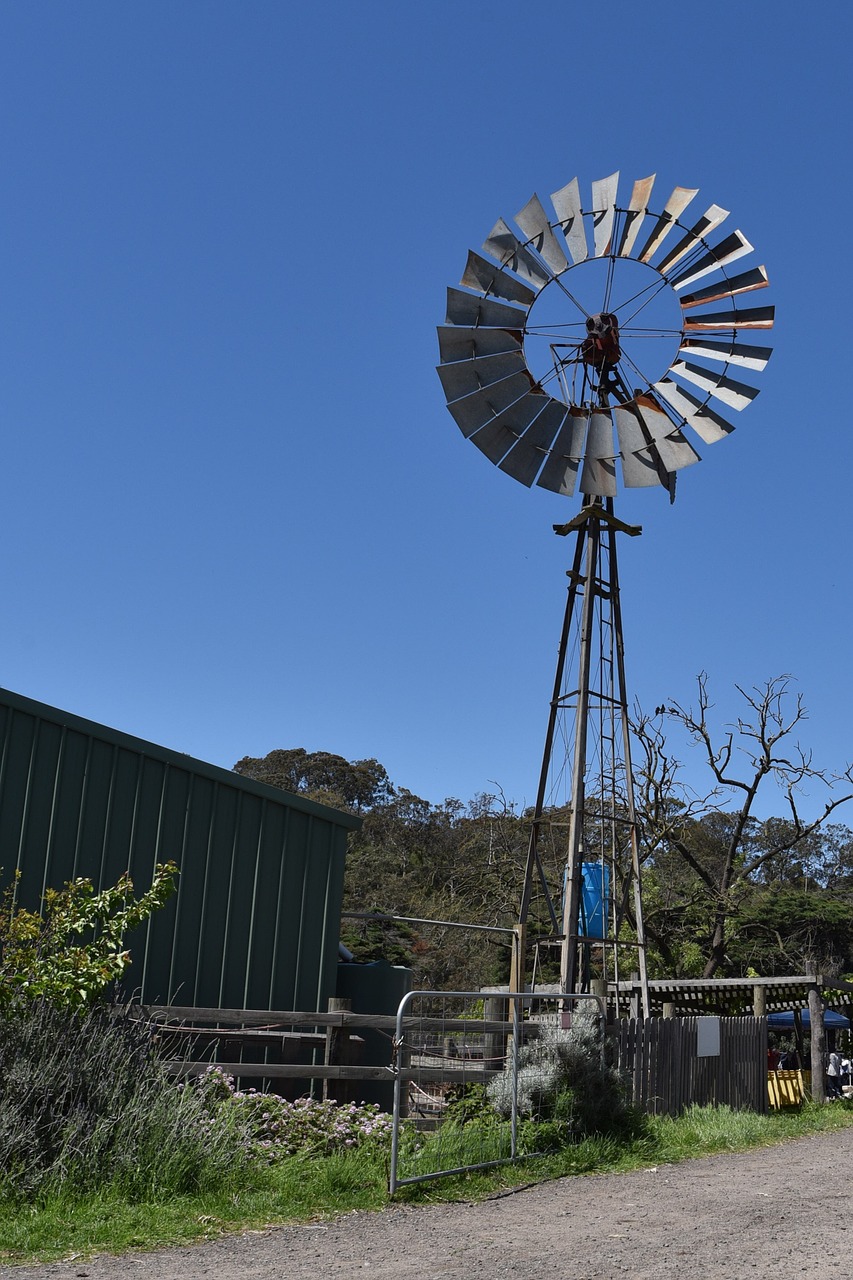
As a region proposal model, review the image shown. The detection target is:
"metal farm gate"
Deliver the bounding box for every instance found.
[388,989,605,1193]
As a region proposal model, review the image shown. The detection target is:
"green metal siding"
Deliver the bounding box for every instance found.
[0,687,360,1012]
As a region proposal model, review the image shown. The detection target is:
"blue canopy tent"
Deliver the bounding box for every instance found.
[767,1009,850,1030]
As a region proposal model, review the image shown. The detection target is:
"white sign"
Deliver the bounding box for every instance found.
[697,1016,721,1057]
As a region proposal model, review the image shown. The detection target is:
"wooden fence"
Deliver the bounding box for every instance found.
[139,1004,768,1116]
[614,1015,768,1116]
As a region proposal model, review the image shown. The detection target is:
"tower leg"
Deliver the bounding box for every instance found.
[517,500,649,1019]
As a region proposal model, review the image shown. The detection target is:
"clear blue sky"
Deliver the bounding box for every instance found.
[1,2,850,820]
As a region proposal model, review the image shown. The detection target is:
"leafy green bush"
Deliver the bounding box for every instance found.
[0,864,178,1007]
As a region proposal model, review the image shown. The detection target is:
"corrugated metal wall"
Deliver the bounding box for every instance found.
[0,687,360,1012]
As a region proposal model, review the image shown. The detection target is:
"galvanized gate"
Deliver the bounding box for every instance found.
[388,989,604,1193]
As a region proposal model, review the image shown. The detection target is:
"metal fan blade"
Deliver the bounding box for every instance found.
[498,399,569,486]
[683,305,775,331]
[629,393,679,444]
[444,371,539,437]
[578,409,617,495]
[515,194,569,275]
[679,337,772,372]
[613,404,677,488]
[437,325,523,365]
[656,204,729,275]
[591,173,619,257]
[669,230,754,291]
[445,288,528,329]
[654,429,701,472]
[461,250,537,306]
[618,174,656,257]
[652,379,735,444]
[670,359,759,410]
[469,391,552,465]
[536,407,588,495]
[436,351,527,403]
[620,447,666,488]
[680,265,769,309]
[550,177,588,264]
[637,186,699,263]
[482,218,552,290]
[613,404,649,455]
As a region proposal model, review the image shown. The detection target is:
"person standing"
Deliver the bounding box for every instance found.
[826,1050,843,1098]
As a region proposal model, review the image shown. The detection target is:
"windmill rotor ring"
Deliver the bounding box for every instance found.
[437,172,773,500]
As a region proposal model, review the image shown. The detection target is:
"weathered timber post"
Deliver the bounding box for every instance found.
[324,997,352,1102]
[752,985,766,1018]
[483,994,507,1074]
[662,1001,676,1019]
[807,971,826,1104]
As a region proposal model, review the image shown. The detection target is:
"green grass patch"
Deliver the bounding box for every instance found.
[4,1100,853,1265]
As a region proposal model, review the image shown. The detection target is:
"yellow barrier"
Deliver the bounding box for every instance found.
[767,1069,811,1108]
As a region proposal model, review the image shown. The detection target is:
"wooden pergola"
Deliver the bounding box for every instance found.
[613,973,853,1019]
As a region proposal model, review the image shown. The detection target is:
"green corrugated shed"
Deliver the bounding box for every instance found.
[0,687,360,1012]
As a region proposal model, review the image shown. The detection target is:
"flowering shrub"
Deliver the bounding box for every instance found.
[192,1068,393,1162]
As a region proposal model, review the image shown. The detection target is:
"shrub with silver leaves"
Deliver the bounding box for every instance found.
[487,1005,634,1137]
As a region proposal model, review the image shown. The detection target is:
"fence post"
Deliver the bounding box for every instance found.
[484,994,507,1073]
[324,997,352,1102]
[807,970,826,1104]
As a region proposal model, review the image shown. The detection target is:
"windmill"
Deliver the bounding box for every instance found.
[436,173,773,1016]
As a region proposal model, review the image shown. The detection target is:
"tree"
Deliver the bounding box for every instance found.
[633,674,853,978]
[233,747,393,813]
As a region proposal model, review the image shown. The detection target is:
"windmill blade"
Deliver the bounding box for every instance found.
[437,325,523,364]
[444,371,539,437]
[550,177,588,264]
[461,251,537,305]
[469,392,552,465]
[683,305,775,331]
[656,204,729,275]
[670,359,759,410]
[652,379,736,444]
[680,265,769,309]
[629,393,679,443]
[578,409,617,495]
[536,407,588,495]
[445,288,528,329]
[515,194,569,274]
[654,429,701,472]
[591,173,619,257]
[613,405,678,489]
[618,174,656,257]
[669,230,754,291]
[499,399,569,486]
[637,186,699,263]
[679,337,772,372]
[436,351,528,403]
[613,404,650,455]
[482,218,553,290]
[620,447,667,488]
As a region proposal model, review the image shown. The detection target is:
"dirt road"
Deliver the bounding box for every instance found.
[8,1127,853,1279]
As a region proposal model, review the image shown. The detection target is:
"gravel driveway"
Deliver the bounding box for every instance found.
[7,1127,852,1280]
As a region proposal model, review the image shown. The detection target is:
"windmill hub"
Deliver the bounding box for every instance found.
[582,312,621,371]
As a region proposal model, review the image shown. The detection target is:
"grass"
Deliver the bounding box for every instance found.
[3,1100,853,1265]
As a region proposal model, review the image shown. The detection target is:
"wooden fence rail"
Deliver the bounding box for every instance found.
[135,1004,768,1116]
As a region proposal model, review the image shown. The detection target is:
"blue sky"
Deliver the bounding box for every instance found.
[1,2,850,821]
